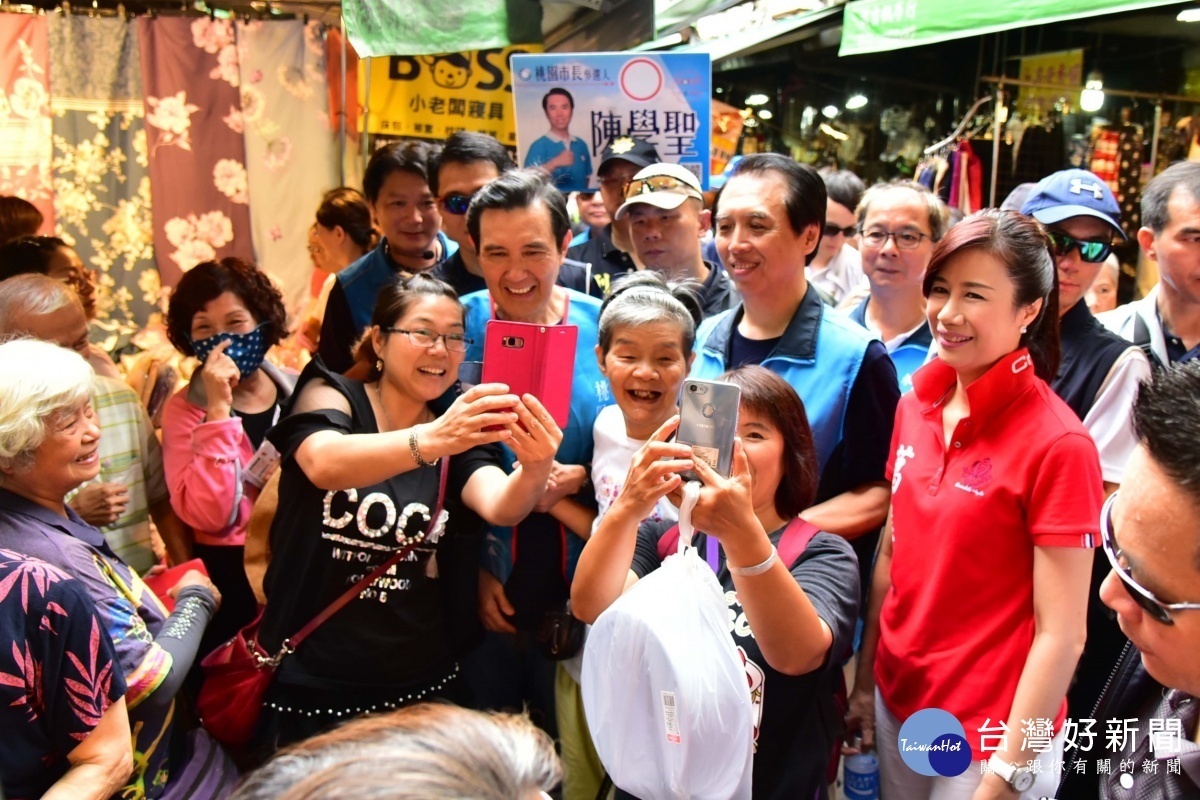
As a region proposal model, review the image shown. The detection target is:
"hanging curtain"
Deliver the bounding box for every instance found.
[49,16,158,349]
[325,25,362,188]
[0,14,54,233]
[235,20,337,314]
[137,16,253,289]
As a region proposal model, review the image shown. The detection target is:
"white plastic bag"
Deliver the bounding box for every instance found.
[582,529,754,799]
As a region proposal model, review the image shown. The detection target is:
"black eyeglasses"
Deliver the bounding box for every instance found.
[382,327,473,353]
[860,229,931,250]
[439,192,476,216]
[823,223,857,239]
[1101,491,1200,625]
[1047,231,1113,264]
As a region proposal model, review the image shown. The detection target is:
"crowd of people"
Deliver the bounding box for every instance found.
[0,128,1198,800]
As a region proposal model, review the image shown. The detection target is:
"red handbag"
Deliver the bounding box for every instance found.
[198,459,449,747]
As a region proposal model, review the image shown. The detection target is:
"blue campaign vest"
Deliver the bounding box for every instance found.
[848,298,933,394]
[691,286,873,472]
[338,232,458,334]
[461,288,612,583]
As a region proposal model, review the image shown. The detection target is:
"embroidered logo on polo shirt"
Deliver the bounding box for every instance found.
[954,458,992,497]
[893,444,915,492]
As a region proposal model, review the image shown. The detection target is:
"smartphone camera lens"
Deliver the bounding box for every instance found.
[688,384,698,393]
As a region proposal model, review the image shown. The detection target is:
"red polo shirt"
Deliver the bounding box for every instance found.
[876,349,1102,759]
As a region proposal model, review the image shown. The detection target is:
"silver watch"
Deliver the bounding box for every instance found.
[988,755,1035,792]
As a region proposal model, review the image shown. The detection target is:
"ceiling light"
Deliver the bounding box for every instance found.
[845,94,868,110]
[758,109,773,120]
[1178,8,1200,22]
[745,93,769,106]
[1080,71,1104,113]
[819,123,848,140]
[822,104,839,118]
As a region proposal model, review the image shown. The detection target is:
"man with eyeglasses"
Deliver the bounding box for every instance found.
[1058,361,1200,799]
[807,169,867,306]
[565,137,658,296]
[613,162,737,318]
[1099,161,1200,367]
[1021,170,1153,723]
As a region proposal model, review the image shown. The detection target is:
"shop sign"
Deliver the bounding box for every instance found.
[840,0,1185,57]
[360,45,539,144]
[1018,49,1083,117]
[511,52,712,192]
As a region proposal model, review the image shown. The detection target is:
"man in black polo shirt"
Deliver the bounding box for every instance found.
[564,137,659,297]
[1021,168,1152,721]
[613,162,738,318]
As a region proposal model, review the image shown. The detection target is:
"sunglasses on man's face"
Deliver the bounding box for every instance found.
[823,223,857,239]
[1101,491,1200,625]
[439,192,476,216]
[1047,231,1114,264]
[624,175,698,199]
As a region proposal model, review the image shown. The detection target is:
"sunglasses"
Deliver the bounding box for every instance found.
[823,223,857,239]
[1101,491,1200,625]
[624,175,700,200]
[439,192,476,216]
[1047,231,1113,264]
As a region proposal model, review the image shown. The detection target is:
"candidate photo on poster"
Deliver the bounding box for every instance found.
[523,87,593,191]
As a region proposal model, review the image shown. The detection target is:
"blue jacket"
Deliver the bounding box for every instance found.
[524,134,592,191]
[691,286,876,471]
[340,233,457,335]
[848,297,934,394]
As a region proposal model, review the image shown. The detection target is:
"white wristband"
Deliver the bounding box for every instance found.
[728,545,778,576]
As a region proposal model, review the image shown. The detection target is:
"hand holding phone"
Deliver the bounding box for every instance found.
[142,558,209,612]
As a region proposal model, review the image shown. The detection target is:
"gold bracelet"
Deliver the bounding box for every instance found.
[409,424,439,467]
[727,545,778,576]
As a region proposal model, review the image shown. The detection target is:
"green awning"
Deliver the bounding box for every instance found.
[840,0,1187,57]
[676,6,840,62]
[343,0,542,58]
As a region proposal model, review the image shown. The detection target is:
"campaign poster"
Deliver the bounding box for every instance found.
[511,52,711,192]
[360,44,540,144]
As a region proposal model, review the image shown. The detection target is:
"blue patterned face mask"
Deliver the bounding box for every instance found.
[191,323,270,378]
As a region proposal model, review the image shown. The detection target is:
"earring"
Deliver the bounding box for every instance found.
[1020,325,1028,334]
[376,359,383,372]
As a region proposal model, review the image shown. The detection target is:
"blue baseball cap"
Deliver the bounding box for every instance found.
[1020,169,1126,240]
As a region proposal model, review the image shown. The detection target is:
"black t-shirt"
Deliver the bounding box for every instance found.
[729,327,780,369]
[260,358,500,695]
[433,251,488,298]
[316,279,358,375]
[235,402,278,451]
[627,519,860,800]
[814,340,898,610]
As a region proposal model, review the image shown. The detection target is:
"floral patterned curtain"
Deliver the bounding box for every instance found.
[0,15,53,233]
[137,16,253,289]
[49,16,157,346]
[235,20,337,315]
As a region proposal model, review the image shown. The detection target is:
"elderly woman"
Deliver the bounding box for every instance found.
[163,257,295,653]
[0,338,223,798]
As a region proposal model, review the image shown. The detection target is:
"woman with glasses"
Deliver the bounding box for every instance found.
[848,181,949,391]
[806,169,867,305]
[255,273,563,749]
[845,210,1104,800]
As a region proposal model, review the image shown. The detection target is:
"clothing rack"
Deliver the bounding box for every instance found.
[924,95,993,155]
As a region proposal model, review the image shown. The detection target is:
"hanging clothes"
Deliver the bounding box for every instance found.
[1088,127,1121,188]
[1115,124,1145,238]
[949,141,983,214]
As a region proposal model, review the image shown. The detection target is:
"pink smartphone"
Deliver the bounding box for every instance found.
[481,319,577,429]
[141,558,209,612]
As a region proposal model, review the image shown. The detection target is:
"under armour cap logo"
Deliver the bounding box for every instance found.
[1069,179,1104,199]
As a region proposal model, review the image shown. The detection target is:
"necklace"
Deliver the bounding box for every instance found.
[373,381,396,432]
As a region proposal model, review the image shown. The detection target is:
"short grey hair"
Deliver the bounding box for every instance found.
[857,180,951,243]
[597,271,703,357]
[0,273,78,335]
[231,704,562,800]
[0,337,94,475]
[1142,161,1200,233]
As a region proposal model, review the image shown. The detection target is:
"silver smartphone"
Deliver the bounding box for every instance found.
[676,379,741,481]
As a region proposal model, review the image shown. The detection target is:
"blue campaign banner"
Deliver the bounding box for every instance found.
[511,52,712,193]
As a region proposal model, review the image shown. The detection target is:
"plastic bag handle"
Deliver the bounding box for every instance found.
[676,480,702,553]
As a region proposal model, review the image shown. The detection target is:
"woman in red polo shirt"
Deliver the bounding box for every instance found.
[846,210,1103,799]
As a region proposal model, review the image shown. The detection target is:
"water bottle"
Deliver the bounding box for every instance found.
[844,744,879,800]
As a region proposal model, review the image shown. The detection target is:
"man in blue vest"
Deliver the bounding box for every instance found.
[459,170,611,737]
[318,141,456,373]
[692,153,899,601]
